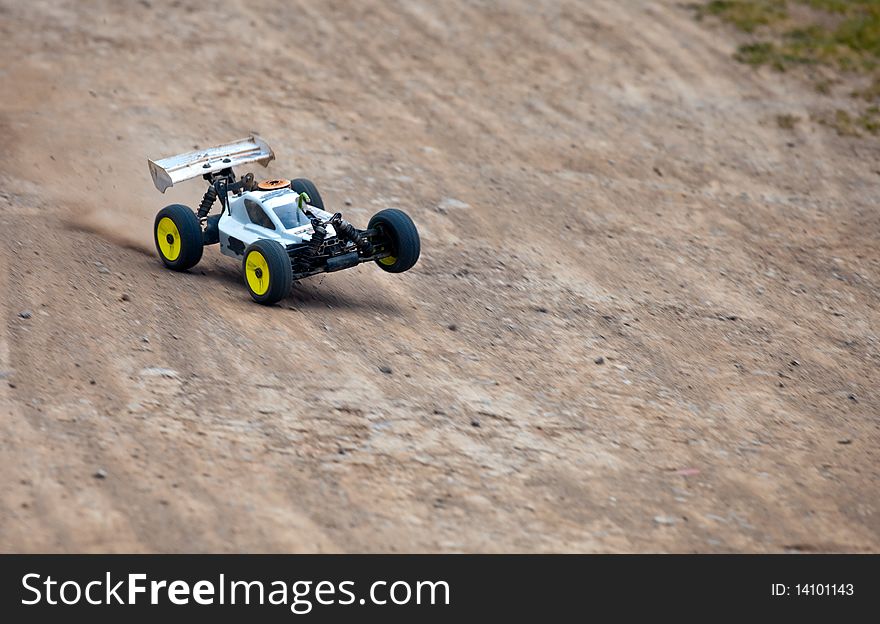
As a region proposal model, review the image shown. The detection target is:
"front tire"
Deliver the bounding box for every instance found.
[369,209,420,273]
[243,239,293,305]
[154,204,203,271]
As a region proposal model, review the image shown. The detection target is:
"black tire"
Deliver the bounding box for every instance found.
[290,178,324,210]
[242,239,293,305]
[368,209,420,273]
[154,204,203,271]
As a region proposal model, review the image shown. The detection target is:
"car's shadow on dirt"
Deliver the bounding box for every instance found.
[188,258,404,315]
[288,282,402,314]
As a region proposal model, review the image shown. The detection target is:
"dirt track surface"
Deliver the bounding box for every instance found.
[0,0,878,553]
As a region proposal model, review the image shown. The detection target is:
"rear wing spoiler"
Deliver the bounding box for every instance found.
[148,135,275,193]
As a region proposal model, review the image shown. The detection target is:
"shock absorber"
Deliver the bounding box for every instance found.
[309,217,327,254]
[197,184,218,219]
[330,213,373,255]
[332,214,357,240]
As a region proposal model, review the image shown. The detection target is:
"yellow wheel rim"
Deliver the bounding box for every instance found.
[379,255,397,266]
[245,250,270,296]
[156,217,181,261]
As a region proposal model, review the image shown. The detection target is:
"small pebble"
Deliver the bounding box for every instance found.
[18,310,32,319]
[93,469,107,480]
[378,365,393,375]
[594,356,605,365]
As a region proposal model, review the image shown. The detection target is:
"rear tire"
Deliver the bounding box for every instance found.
[242,239,293,305]
[154,204,203,271]
[369,209,420,273]
[290,178,324,210]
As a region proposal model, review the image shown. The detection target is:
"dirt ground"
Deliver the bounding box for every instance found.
[0,0,877,553]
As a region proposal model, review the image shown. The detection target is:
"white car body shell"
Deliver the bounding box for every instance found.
[218,187,336,258]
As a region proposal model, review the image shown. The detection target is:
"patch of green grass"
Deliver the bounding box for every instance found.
[699,1,880,71]
[816,106,880,136]
[696,0,789,33]
[776,113,800,129]
[782,20,880,71]
[860,105,880,133]
[694,0,880,139]
[814,78,833,94]
[800,0,858,14]
[734,41,778,65]
[853,77,880,100]
[734,40,816,69]
[832,10,880,62]
[828,109,860,135]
